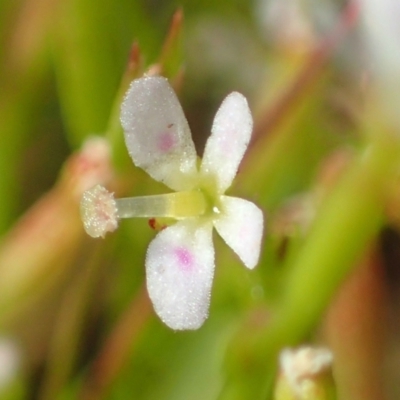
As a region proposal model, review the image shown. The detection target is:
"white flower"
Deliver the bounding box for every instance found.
[120,76,264,330]
[82,76,264,330]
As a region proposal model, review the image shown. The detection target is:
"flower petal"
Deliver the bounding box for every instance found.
[214,196,263,269]
[146,220,215,330]
[120,76,198,191]
[200,92,253,193]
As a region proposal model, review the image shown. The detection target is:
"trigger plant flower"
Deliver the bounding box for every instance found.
[81,76,264,330]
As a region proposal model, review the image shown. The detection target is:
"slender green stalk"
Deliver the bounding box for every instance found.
[253,132,400,398]
[116,191,207,219]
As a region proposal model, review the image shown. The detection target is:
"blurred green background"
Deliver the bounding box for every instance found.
[0,0,399,399]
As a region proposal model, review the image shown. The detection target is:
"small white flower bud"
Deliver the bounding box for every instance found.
[279,346,333,398]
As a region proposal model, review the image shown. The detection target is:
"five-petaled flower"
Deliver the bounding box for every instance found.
[81,76,264,330]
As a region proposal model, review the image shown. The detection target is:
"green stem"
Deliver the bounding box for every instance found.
[116,190,207,219]
[225,131,400,400]
[279,137,397,331]
[256,134,400,393]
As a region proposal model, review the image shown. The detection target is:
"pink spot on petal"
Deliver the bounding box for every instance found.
[174,247,194,272]
[158,130,176,153]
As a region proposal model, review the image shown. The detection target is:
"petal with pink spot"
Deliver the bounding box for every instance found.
[201,92,253,193]
[120,76,198,191]
[214,196,263,269]
[146,220,215,330]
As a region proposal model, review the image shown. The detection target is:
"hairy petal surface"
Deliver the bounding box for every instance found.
[121,77,198,191]
[214,196,263,269]
[146,220,215,330]
[201,92,253,193]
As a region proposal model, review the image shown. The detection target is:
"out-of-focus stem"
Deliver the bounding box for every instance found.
[157,8,184,78]
[321,245,387,400]
[0,0,57,233]
[105,41,142,151]
[0,137,113,328]
[277,135,397,329]
[79,285,152,400]
[250,0,359,146]
[258,134,400,390]
[225,127,400,399]
[38,242,110,400]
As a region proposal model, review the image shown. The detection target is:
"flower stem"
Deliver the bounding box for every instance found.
[81,186,207,238]
[115,191,207,219]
